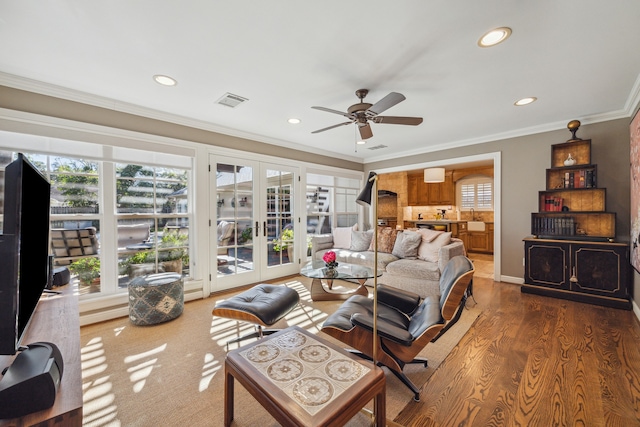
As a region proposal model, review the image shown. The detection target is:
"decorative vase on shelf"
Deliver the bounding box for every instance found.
[564,154,576,166]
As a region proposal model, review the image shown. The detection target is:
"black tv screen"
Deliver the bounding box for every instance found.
[0,153,51,355]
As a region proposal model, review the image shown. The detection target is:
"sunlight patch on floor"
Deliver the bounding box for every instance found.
[81,336,120,426]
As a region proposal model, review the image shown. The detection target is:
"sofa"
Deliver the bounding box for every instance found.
[310,226,466,298]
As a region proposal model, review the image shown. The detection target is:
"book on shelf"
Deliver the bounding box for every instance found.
[543,196,563,211]
[532,216,575,236]
[562,168,596,189]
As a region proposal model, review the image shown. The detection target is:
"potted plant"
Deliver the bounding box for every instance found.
[125,250,158,278]
[69,257,101,286]
[158,228,188,273]
[273,228,294,261]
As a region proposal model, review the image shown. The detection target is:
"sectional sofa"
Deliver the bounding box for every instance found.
[310,226,466,298]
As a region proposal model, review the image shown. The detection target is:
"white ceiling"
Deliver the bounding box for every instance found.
[1,1,640,164]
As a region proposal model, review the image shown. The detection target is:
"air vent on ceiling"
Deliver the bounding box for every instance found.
[367,144,388,150]
[216,93,248,108]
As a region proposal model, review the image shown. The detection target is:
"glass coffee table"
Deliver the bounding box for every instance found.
[300,260,380,301]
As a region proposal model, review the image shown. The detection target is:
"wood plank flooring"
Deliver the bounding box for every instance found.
[394,277,640,427]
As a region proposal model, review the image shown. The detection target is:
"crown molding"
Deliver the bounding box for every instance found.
[0,72,364,164]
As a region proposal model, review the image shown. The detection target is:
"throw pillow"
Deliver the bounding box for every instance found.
[392,230,422,259]
[350,230,373,251]
[391,231,405,258]
[415,228,444,243]
[418,231,452,263]
[332,224,358,249]
[369,227,399,254]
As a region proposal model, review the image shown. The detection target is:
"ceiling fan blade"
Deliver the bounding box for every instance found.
[366,92,406,116]
[311,121,353,134]
[372,116,423,125]
[358,123,373,139]
[311,106,352,119]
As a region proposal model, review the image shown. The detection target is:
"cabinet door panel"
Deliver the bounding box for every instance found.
[469,232,489,252]
[571,245,629,298]
[524,241,569,289]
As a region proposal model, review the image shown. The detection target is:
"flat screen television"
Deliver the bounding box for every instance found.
[0,153,51,355]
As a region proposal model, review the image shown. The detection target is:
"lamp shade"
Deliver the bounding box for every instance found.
[424,167,445,183]
[357,171,377,206]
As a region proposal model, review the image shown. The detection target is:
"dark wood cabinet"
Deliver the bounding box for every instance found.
[523,238,631,309]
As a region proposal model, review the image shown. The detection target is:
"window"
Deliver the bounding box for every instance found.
[12,153,103,294]
[458,175,493,210]
[306,173,360,238]
[116,163,190,286]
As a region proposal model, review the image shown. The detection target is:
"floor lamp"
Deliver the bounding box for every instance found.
[356,171,381,421]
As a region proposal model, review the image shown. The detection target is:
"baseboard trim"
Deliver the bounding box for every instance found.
[498,275,523,284]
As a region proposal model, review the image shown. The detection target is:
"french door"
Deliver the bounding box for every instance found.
[210,155,300,290]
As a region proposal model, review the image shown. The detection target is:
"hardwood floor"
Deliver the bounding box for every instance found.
[394,277,640,427]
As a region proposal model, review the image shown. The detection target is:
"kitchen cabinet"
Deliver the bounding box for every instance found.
[407,171,454,206]
[463,223,493,253]
[427,171,454,205]
[407,173,429,206]
[522,238,631,309]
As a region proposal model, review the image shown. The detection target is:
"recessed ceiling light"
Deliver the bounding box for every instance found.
[478,27,512,47]
[356,140,366,145]
[514,97,537,106]
[288,118,301,124]
[153,74,177,86]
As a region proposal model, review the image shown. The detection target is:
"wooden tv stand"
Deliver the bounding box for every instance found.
[0,286,82,426]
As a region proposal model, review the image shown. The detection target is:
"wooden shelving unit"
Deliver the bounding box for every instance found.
[530,139,616,240]
[523,136,631,309]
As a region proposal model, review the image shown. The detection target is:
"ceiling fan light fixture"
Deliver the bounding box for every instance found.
[514,97,537,106]
[424,167,445,183]
[478,27,512,47]
[153,74,177,86]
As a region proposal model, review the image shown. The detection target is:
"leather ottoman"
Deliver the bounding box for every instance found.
[212,284,300,348]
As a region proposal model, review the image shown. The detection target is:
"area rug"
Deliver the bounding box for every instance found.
[80,277,480,427]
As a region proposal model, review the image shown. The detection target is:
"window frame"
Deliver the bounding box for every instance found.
[457,175,494,211]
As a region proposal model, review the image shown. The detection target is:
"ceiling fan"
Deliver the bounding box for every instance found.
[311,89,423,140]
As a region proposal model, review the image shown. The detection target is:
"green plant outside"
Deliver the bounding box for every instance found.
[69,257,100,285]
[273,228,294,252]
[240,227,253,243]
[121,227,189,273]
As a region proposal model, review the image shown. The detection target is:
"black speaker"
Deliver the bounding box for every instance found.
[0,342,64,419]
[52,267,71,287]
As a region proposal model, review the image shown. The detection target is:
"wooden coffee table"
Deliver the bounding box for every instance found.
[224,326,386,426]
[300,260,380,301]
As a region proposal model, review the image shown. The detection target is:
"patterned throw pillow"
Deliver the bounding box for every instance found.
[368,227,399,253]
[350,230,373,251]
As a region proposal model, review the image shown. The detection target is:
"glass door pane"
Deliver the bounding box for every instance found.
[261,164,299,280]
[215,161,256,282]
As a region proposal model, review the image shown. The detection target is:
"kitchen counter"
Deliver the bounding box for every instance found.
[413,220,468,224]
